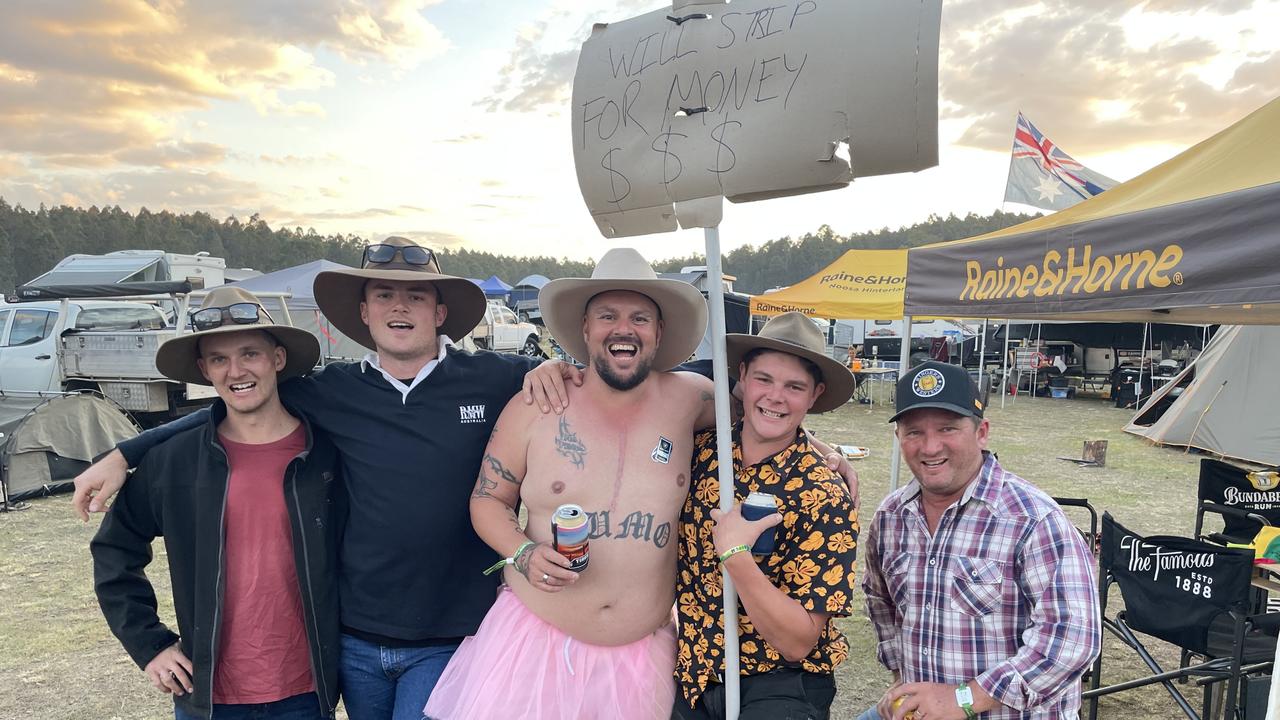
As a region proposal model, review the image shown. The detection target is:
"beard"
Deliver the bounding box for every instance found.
[593,353,653,392]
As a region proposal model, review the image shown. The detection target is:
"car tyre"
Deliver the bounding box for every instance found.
[521,336,544,358]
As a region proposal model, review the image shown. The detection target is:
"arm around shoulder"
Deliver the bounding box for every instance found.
[73,409,207,519]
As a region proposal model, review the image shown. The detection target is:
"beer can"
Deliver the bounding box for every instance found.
[552,504,590,572]
[741,492,780,556]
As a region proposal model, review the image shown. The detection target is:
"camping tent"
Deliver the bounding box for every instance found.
[1124,325,1280,467]
[749,249,907,320]
[226,260,369,361]
[476,275,512,299]
[1,393,139,504]
[904,97,1280,324]
[510,275,549,303]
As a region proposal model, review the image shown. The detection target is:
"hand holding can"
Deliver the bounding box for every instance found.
[552,504,590,572]
[740,492,780,555]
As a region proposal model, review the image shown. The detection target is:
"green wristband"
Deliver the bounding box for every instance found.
[483,540,536,576]
[719,544,751,564]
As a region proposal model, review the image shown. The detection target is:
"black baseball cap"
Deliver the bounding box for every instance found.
[889,361,985,423]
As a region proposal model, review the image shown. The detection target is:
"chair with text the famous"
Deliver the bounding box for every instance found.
[1084,513,1277,720]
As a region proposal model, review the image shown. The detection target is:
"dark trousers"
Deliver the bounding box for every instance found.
[672,669,836,720]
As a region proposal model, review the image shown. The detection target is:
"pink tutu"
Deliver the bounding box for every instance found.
[424,588,676,720]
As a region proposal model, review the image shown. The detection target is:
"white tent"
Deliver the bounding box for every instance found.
[1124,325,1280,467]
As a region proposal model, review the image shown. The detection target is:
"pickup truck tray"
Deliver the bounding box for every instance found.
[61,330,169,379]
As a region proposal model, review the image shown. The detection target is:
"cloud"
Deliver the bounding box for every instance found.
[116,141,228,168]
[387,229,465,247]
[941,0,1280,154]
[282,205,428,221]
[476,4,592,113]
[3,167,271,216]
[258,152,343,167]
[0,0,449,165]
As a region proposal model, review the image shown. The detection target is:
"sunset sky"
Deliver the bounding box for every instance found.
[1,0,1277,261]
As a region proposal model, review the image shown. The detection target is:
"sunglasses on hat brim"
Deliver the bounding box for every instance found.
[362,244,436,267]
[190,303,273,332]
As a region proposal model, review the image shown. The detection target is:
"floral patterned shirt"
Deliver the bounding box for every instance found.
[674,425,859,708]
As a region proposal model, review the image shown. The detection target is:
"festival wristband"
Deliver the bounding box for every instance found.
[956,683,977,720]
[483,540,537,576]
[719,544,751,564]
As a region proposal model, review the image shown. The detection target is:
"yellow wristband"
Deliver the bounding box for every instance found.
[719,544,751,564]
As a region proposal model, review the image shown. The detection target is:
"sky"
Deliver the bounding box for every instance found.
[1,0,1277,262]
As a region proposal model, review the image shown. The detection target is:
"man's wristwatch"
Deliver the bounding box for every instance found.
[956,683,977,719]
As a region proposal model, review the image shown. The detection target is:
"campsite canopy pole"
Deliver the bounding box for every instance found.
[977,319,988,390]
[703,225,741,720]
[889,315,913,490]
[1029,322,1042,400]
[1000,320,1011,409]
[1137,322,1150,408]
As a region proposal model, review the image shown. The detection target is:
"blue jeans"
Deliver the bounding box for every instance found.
[174,692,325,719]
[855,707,883,720]
[339,633,460,720]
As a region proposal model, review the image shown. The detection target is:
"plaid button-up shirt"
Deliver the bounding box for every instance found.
[862,453,1100,718]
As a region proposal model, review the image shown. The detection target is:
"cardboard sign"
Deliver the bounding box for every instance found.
[571,0,941,237]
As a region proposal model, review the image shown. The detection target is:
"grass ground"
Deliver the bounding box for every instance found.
[0,391,1218,719]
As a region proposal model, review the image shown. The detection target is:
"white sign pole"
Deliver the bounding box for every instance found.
[703,225,742,720]
[888,315,912,490]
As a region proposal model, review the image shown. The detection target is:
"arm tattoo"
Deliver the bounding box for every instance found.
[471,471,498,499]
[700,390,713,404]
[555,416,588,469]
[484,453,521,485]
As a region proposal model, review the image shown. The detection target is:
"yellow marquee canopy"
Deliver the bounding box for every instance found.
[749,249,906,320]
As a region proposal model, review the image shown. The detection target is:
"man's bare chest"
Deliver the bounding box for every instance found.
[521,412,694,521]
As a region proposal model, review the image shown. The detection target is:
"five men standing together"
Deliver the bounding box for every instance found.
[78,241,1099,720]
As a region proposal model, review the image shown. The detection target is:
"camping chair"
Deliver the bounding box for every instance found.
[1195,458,1280,547]
[1053,497,1100,557]
[1084,513,1277,720]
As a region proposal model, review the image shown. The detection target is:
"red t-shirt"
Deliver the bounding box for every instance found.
[212,424,315,704]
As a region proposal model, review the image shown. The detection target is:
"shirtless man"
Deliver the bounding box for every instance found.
[424,248,714,720]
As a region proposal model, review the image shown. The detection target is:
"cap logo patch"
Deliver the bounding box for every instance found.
[912,368,945,397]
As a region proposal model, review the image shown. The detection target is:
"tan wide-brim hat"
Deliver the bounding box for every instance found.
[726,311,855,413]
[156,286,321,386]
[539,248,707,371]
[312,236,486,350]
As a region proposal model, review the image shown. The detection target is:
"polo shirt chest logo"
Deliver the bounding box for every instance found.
[459,404,486,424]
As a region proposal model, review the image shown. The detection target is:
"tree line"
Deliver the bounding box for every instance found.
[0,198,1037,296]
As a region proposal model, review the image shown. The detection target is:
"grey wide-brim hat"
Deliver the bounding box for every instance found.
[726,311,855,413]
[538,248,708,371]
[156,286,320,386]
[312,236,486,350]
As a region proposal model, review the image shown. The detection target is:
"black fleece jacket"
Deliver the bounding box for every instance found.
[91,400,343,720]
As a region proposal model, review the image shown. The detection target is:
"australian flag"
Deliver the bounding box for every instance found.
[1003,112,1117,211]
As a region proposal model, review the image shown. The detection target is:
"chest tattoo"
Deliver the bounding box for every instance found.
[586,509,672,549]
[555,416,588,469]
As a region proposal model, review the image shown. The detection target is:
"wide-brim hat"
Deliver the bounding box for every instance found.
[539,248,707,372]
[156,286,320,386]
[725,311,854,414]
[312,236,486,350]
